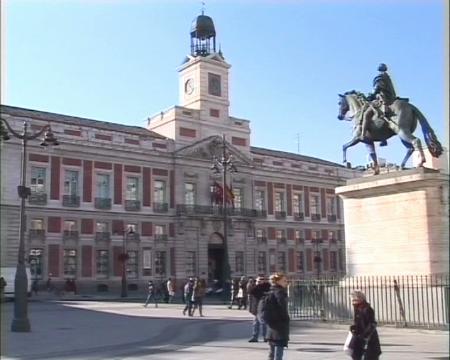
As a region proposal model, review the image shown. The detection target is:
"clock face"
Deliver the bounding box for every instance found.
[184,79,194,95]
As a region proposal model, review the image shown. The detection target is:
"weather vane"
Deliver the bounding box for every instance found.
[201,1,206,15]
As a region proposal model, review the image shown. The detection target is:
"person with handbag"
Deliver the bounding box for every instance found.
[349,290,382,360]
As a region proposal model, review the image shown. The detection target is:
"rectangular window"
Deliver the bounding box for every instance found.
[295,229,304,241]
[29,248,43,279]
[256,229,265,240]
[126,177,139,200]
[30,167,46,193]
[155,251,166,277]
[275,192,284,212]
[96,250,109,278]
[235,251,244,274]
[64,170,79,196]
[31,218,44,230]
[155,225,165,235]
[127,251,138,279]
[326,196,336,215]
[208,72,221,96]
[277,251,286,273]
[96,174,110,198]
[233,188,243,209]
[186,251,196,276]
[257,251,267,274]
[142,248,152,276]
[330,251,337,271]
[96,221,108,233]
[64,220,77,232]
[63,249,77,277]
[310,194,320,215]
[293,193,303,214]
[328,230,336,241]
[184,183,196,205]
[255,190,265,211]
[296,251,304,273]
[269,251,276,273]
[275,229,285,241]
[312,230,321,241]
[154,180,166,203]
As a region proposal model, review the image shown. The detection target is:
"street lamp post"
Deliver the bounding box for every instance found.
[1,118,58,332]
[211,135,237,287]
[120,226,134,298]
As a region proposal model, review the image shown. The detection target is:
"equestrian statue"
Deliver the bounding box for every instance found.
[337,63,443,175]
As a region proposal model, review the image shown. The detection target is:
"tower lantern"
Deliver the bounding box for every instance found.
[190,11,216,56]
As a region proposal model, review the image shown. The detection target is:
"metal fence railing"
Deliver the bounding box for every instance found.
[288,274,449,329]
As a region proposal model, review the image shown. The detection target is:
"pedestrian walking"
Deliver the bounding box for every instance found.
[167,278,175,303]
[143,280,158,308]
[264,273,290,360]
[191,278,207,317]
[46,274,53,292]
[237,276,248,310]
[349,290,382,360]
[0,276,6,301]
[248,275,270,342]
[32,278,39,295]
[228,278,239,309]
[182,278,194,316]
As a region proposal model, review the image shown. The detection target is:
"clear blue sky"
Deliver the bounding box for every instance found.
[2,0,448,167]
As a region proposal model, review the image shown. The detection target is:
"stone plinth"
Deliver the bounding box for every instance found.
[336,168,449,276]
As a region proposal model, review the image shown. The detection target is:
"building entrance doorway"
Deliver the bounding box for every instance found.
[208,245,224,286]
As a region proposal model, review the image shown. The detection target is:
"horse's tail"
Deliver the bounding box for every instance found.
[412,104,444,158]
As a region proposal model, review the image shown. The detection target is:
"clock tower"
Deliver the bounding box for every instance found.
[178,12,231,120]
[148,12,250,152]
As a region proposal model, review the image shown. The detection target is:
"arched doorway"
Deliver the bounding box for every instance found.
[208,232,225,286]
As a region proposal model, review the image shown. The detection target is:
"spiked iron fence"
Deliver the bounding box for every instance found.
[288,275,449,329]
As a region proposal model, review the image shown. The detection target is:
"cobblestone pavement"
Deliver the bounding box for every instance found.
[1,300,448,360]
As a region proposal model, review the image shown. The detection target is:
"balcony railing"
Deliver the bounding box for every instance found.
[176,204,261,218]
[28,229,46,241]
[63,230,79,241]
[95,232,111,241]
[62,195,80,208]
[311,213,321,222]
[277,237,287,244]
[28,192,47,205]
[154,234,168,242]
[126,232,140,241]
[294,212,305,221]
[177,204,213,215]
[327,214,337,222]
[153,202,168,213]
[257,236,267,245]
[275,211,287,219]
[254,209,267,218]
[95,198,112,210]
[125,200,141,211]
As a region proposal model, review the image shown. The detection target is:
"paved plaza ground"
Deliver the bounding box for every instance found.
[1,298,448,360]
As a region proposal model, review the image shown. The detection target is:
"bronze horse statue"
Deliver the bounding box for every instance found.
[337,91,443,174]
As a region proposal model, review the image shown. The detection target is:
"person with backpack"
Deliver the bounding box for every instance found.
[143,280,158,308]
[248,275,270,342]
[261,273,290,360]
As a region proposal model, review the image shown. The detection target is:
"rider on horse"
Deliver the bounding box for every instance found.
[360,63,398,146]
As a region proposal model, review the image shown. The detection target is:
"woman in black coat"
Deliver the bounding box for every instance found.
[350,290,382,360]
[265,273,290,360]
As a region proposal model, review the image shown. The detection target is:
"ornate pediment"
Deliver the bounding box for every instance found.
[175,135,252,165]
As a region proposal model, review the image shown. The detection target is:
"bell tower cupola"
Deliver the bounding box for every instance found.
[190,11,216,57]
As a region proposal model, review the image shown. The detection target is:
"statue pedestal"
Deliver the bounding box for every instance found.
[336,168,449,276]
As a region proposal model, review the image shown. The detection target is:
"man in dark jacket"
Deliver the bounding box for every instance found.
[248,276,271,342]
[265,273,290,360]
